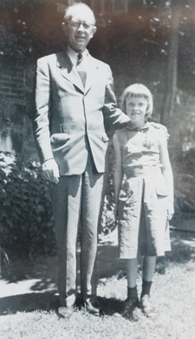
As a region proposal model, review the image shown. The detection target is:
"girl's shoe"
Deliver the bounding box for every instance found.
[122,298,140,319]
[140,295,157,318]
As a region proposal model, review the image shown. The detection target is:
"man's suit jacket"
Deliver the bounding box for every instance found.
[34,51,130,175]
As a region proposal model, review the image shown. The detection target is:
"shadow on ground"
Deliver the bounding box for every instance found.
[0,292,60,316]
[0,227,195,316]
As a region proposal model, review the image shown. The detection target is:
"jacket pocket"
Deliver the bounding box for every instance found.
[50,133,70,149]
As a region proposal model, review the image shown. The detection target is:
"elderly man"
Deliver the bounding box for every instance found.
[34,2,130,319]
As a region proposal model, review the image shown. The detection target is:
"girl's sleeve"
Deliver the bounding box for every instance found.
[150,122,170,140]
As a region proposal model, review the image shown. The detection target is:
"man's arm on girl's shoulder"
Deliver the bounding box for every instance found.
[159,129,174,220]
[103,65,130,130]
[113,133,123,220]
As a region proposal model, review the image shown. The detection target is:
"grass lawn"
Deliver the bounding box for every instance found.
[0,228,195,339]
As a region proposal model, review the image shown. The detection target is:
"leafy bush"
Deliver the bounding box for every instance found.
[0,153,56,259]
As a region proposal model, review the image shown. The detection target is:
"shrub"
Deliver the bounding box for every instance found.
[0,152,56,259]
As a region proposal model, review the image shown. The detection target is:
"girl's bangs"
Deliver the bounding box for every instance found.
[128,92,149,99]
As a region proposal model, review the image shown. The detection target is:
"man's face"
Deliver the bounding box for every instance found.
[65,7,96,53]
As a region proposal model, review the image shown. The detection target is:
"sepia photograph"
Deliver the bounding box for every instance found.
[0,0,195,338]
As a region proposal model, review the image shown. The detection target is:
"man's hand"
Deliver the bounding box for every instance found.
[167,207,174,221]
[42,159,59,184]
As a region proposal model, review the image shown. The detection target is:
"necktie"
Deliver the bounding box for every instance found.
[77,53,83,66]
[77,53,86,87]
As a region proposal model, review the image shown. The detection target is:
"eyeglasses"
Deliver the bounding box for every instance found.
[67,20,94,31]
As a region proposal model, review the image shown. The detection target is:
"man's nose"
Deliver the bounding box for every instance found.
[77,23,85,32]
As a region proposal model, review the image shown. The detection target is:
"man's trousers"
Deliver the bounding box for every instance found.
[51,154,104,307]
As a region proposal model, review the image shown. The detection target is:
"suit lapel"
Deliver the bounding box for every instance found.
[56,52,84,93]
[56,52,100,94]
[85,55,99,94]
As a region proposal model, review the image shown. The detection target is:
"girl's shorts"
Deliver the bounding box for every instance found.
[118,174,171,258]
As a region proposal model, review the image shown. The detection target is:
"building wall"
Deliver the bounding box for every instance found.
[0,63,25,104]
[0,58,36,157]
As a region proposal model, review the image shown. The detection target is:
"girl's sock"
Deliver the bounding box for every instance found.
[141,279,152,299]
[127,286,138,302]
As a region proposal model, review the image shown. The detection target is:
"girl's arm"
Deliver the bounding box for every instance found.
[113,133,123,220]
[159,130,174,220]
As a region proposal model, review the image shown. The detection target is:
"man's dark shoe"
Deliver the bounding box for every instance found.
[83,299,100,315]
[58,306,75,319]
[122,298,140,319]
[140,295,157,318]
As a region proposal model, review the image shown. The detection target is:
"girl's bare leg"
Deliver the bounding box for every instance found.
[126,258,139,287]
[142,256,156,282]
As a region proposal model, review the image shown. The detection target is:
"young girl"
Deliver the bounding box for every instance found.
[113,84,174,319]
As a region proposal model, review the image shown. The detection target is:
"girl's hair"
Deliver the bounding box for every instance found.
[120,83,153,118]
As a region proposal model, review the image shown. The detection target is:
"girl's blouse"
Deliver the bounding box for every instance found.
[115,122,168,177]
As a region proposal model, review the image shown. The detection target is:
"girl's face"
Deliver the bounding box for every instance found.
[126,96,148,127]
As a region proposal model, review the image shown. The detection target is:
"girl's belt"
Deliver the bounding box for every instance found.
[123,166,162,178]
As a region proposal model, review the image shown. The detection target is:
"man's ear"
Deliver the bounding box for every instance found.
[62,21,67,35]
[90,25,97,38]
